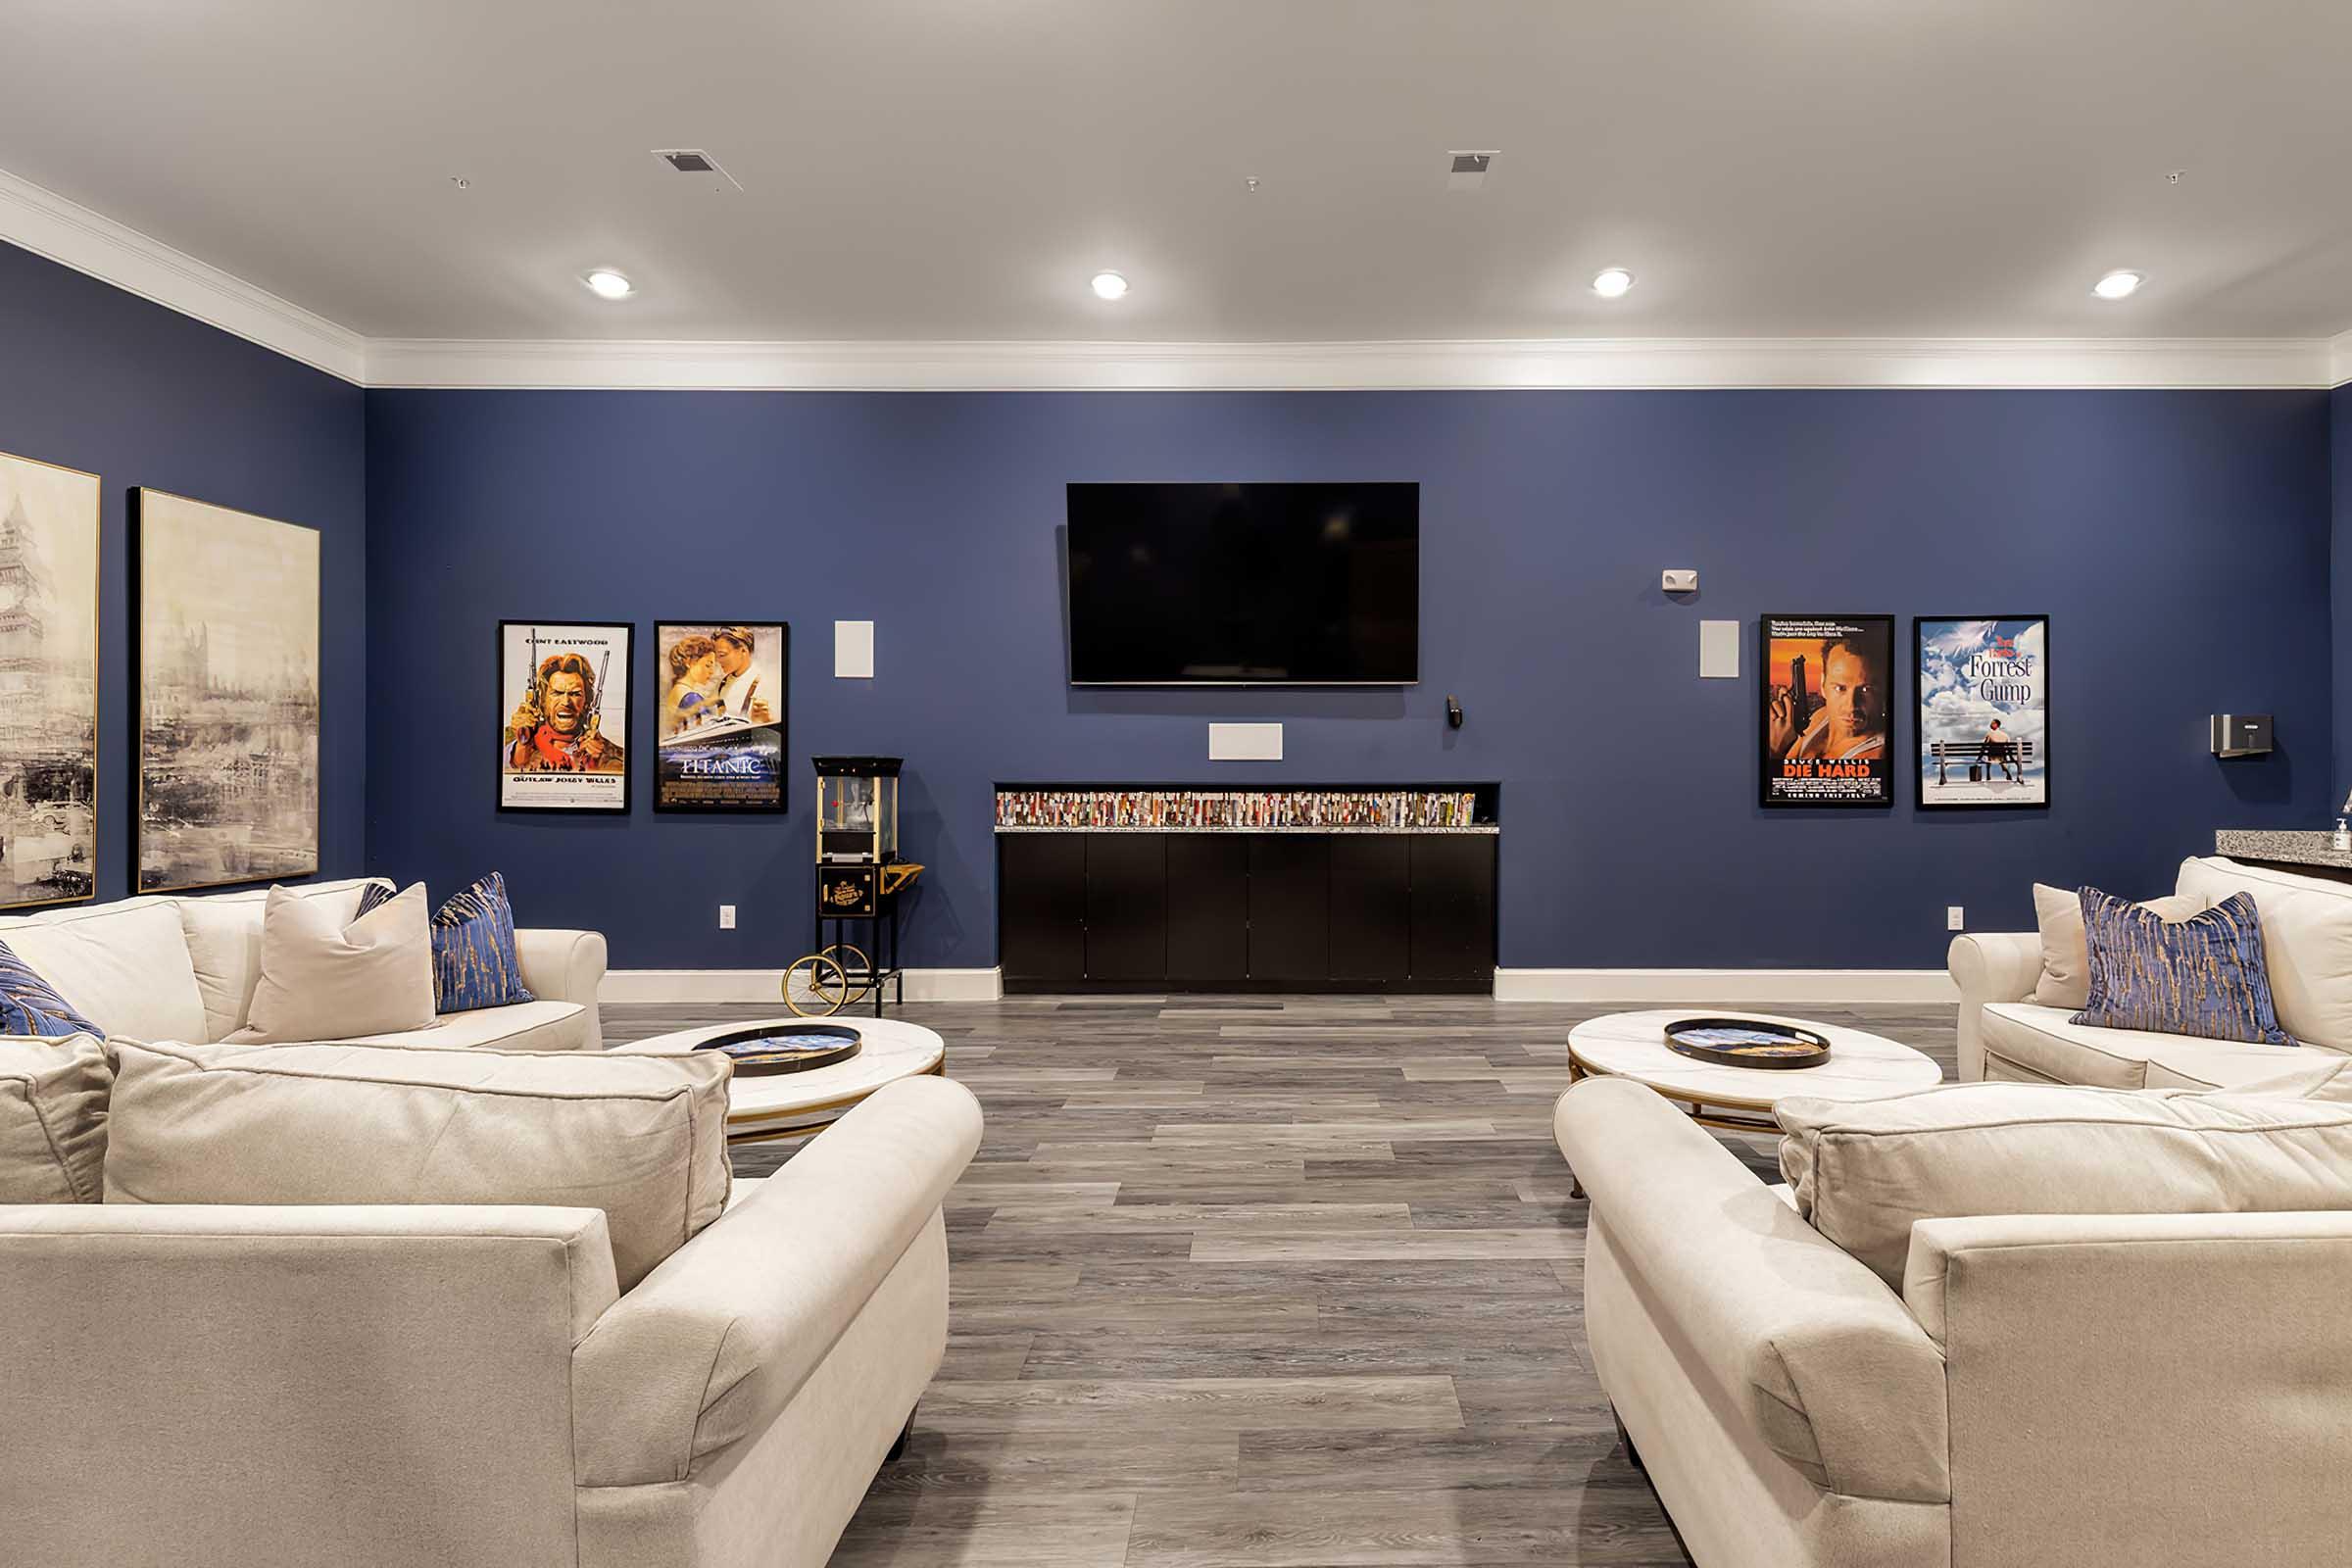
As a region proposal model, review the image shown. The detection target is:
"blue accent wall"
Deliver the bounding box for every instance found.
[2333,382,2352,809]
[365,387,2332,972]
[0,241,367,902]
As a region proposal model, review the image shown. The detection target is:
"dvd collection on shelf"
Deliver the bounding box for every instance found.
[995,789,1484,830]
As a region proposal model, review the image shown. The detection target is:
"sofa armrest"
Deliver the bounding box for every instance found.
[1946,930,2041,1081]
[1554,1078,1949,1502]
[515,926,608,1047]
[571,1075,984,1486]
[0,1203,618,1564]
[1907,1211,2352,1564]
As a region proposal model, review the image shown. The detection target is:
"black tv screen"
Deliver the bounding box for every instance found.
[1065,482,1419,684]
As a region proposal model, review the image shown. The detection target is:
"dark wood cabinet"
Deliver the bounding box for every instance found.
[1084,834,1168,981]
[1410,834,1498,983]
[998,833,1088,987]
[1167,835,1249,987]
[1329,835,1411,987]
[1000,829,1494,993]
[1246,835,1331,986]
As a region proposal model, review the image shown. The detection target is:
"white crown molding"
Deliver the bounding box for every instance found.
[365,333,2334,392]
[1493,967,1959,1004]
[0,162,2335,393]
[0,168,367,384]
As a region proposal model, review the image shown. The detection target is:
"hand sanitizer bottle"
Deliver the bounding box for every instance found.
[2334,818,2349,854]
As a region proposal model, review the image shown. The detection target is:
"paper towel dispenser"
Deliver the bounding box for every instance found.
[2210,714,2273,758]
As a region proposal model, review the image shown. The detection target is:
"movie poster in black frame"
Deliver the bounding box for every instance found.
[1758,613,1896,808]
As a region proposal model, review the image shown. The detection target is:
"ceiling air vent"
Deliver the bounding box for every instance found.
[652,149,744,190]
[1446,151,1495,191]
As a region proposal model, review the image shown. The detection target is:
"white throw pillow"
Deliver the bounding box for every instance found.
[228,883,436,1045]
[2176,858,2352,1052]
[0,900,209,1045]
[105,1039,732,1291]
[1778,1080,2352,1289]
[2030,882,2205,1008]
[179,882,369,1042]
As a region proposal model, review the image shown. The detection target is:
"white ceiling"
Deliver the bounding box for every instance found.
[2,0,2350,350]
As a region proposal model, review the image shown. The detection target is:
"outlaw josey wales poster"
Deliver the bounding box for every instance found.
[500,621,632,811]
[654,621,788,812]
[1759,614,1895,808]
[1916,616,2047,809]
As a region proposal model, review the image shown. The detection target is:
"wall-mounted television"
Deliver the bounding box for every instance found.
[1065,482,1419,685]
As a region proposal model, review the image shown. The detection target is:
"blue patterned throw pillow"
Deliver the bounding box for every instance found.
[2073,888,2290,1046]
[431,872,535,1014]
[355,880,396,919]
[0,939,104,1039]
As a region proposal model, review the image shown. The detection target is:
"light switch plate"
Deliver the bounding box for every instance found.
[1208,722,1283,760]
[1699,619,1740,678]
[834,619,874,678]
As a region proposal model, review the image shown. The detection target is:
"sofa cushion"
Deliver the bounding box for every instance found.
[333,999,589,1053]
[0,1035,110,1202]
[2144,1045,2351,1100]
[0,940,106,1039]
[227,883,438,1046]
[2177,857,2352,1052]
[1778,1080,2352,1288]
[2031,882,2204,1009]
[2074,890,2289,1046]
[105,1040,731,1291]
[178,880,372,1042]
[0,900,206,1045]
[1980,1002,2174,1088]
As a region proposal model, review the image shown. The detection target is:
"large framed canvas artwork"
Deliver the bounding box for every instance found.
[134,489,320,893]
[1917,616,2048,809]
[654,620,788,812]
[500,620,633,812]
[1758,613,1895,808]
[0,451,100,908]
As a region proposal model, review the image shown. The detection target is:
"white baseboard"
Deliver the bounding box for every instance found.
[600,966,1004,1004]
[1493,967,1958,1004]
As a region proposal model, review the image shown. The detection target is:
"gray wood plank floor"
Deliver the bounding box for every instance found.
[606,997,1959,1568]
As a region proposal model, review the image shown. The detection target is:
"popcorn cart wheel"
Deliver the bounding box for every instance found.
[783,953,853,1017]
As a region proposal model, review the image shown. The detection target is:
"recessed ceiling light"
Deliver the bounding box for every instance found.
[1091,270,1130,301]
[2092,270,2143,300]
[582,269,635,300]
[1592,268,1635,298]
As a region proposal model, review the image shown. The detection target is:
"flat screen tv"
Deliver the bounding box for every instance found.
[1065,482,1419,685]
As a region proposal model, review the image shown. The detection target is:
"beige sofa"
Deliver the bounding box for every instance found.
[1554,1076,2352,1568]
[1950,856,2352,1088]
[0,876,608,1050]
[0,1069,982,1568]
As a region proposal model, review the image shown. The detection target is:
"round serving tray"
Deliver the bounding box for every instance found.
[1661,1017,1832,1070]
[693,1022,863,1076]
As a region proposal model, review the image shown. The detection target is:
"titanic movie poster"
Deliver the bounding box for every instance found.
[500,621,631,812]
[1759,614,1895,808]
[1917,616,2047,809]
[654,621,787,812]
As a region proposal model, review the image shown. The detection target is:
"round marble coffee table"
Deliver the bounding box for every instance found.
[620,1015,947,1145]
[1563,1009,1941,1195]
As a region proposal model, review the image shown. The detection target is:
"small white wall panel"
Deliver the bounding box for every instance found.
[1699,620,1740,678]
[1208,722,1283,760]
[834,619,874,678]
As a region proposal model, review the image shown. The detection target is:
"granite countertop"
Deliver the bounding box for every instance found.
[995,823,1499,835]
[2215,828,2352,870]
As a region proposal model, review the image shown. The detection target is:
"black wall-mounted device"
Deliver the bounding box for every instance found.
[1446,696,1464,729]
[2210,714,2273,758]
